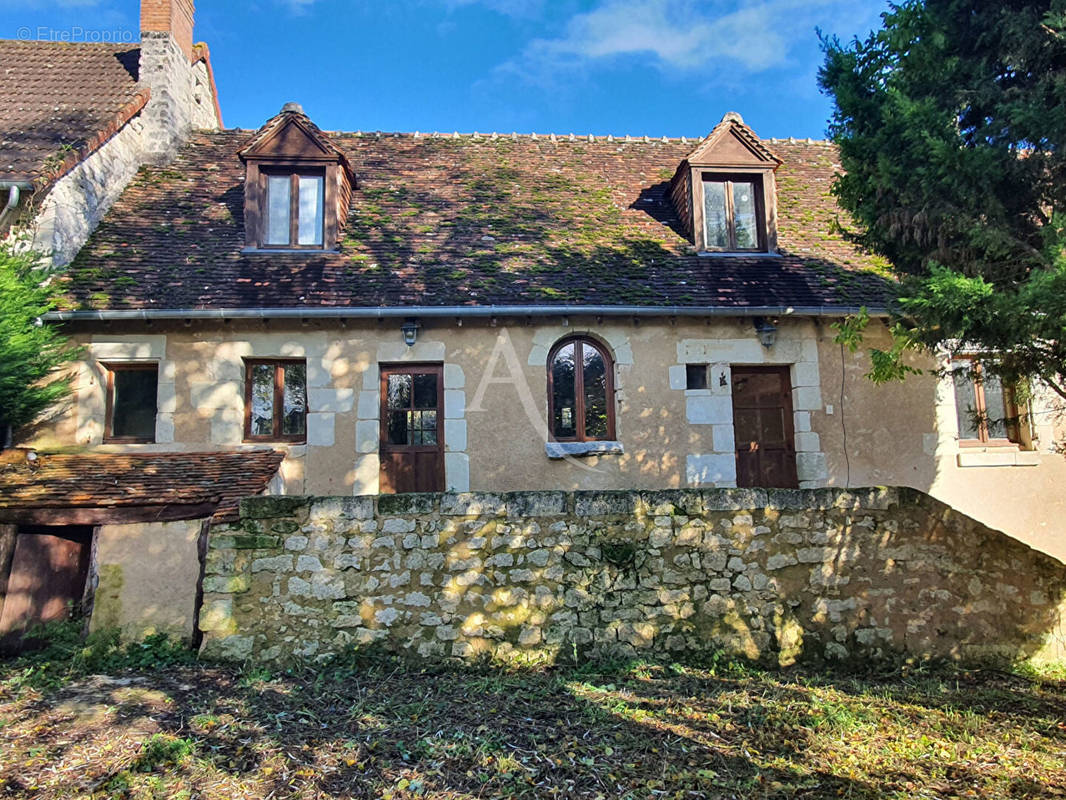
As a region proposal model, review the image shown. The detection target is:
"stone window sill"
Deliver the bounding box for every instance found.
[956,449,1040,468]
[545,441,624,459]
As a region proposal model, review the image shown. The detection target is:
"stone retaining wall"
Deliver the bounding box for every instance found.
[198,488,1066,666]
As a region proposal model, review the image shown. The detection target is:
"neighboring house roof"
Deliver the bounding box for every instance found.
[0,450,284,523]
[0,40,149,190]
[62,128,893,313]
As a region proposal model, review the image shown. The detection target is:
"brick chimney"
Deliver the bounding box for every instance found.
[138,0,218,163]
[141,0,195,62]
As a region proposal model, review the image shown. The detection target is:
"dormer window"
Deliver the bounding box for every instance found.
[264,170,325,247]
[669,111,781,255]
[702,173,765,251]
[239,102,354,253]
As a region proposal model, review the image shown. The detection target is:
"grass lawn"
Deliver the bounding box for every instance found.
[1,642,1065,799]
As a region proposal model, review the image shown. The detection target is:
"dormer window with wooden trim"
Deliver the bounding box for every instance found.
[239,102,354,252]
[669,111,781,254]
[702,173,765,251]
[264,170,325,247]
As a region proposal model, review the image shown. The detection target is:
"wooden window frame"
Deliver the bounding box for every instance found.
[102,362,158,444]
[952,358,1021,448]
[259,167,326,250]
[700,172,767,252]
[378,363,445,455]
[243,358,308,444]
[547,336,617,443]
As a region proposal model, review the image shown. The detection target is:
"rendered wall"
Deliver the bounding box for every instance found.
[198,489,1066,666]
[90,518,203,642]
[35,316,1066,562]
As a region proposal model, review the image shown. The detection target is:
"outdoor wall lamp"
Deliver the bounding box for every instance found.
[401,318,420,347]
[753,317,777,348]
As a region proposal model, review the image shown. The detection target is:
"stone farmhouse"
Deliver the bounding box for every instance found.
[1,0,1064,659]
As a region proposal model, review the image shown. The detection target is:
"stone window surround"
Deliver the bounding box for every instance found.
[528,327,634,460]
[353,339,469,496]
[78,335,174,447]
[933,353,1051,469]
[669,334,827,489]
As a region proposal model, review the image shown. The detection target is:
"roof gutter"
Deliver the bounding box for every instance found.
[45,304,889,323]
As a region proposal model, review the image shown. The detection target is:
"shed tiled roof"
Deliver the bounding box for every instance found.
[0,450,284,522]
[0,40,146,186]
[64,128,893,312]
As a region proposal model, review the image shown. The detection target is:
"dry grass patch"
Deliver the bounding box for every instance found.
[1,649,1064,799]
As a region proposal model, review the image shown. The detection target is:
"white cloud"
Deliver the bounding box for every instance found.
[502,0,872,79]
[445,0,545,16]
[275,0,319,13]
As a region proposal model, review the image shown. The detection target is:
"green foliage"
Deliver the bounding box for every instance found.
[0,249,81,443]
[819,1,1066,393]
[132,734,195,772]
[0,619,196,692]
[833,308,924,383]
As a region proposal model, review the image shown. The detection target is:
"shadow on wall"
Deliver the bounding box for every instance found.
[821,322,1066,564]
[198,487,1066,669]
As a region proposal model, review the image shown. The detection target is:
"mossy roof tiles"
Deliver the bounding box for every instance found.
[64,129,892,312]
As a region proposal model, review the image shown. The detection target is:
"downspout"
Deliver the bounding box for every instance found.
[0,185,21,229]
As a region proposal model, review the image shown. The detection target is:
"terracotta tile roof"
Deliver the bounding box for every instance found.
[63,129,893,312]
[0,450,284,522]
[0,40,146,186]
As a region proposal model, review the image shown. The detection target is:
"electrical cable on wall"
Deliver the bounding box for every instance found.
[840,340,850,488]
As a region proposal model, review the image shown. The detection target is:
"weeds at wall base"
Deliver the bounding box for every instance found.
[0,619,196,693]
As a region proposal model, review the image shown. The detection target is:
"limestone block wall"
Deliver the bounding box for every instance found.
[139,32,219,164]
[30,112,149,267]
[198,488,1066,666]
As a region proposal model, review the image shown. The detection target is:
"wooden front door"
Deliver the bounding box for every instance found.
[731,366,799,489]
[379,364,445,493]
[0,526,93,652]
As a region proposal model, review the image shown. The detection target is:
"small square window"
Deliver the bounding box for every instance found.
[104,363,158,442]
[686,364,709,390]
[245,359,307,442]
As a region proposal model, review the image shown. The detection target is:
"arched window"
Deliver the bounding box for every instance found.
[547,337,615,442]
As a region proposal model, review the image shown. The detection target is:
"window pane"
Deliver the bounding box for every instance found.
[686,364,708,390]
[250,363,275,436]
[111,368,157,439]
[583,344,610,440]
[281,363,307,436]
[387,374,412,410]
[982,372,1009,440]
[732,180,759,249]
[410,410,438,446]
[551,343,576,438]
[266,175,291,245]
[952,367,980,440]
[412,373,437,409]
[297,175,324,246]
[388,410,410,445]
[702,180,729,248]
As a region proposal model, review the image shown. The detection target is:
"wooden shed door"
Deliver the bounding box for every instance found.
[731,366,799,489]
[379,364,445,493]
[0,526,93,651]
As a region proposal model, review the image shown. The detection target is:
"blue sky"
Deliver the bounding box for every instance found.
[1,0,888,139]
